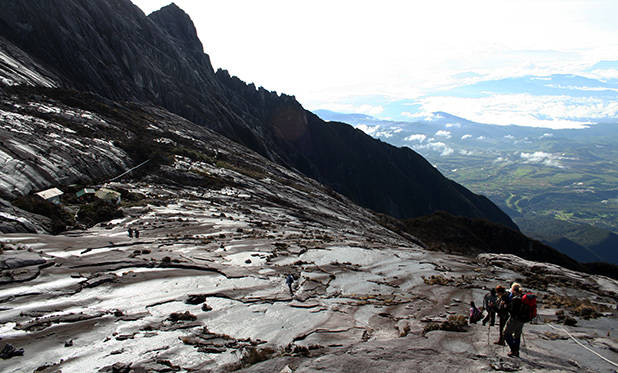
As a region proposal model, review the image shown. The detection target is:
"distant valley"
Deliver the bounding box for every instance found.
[315,109,618,264]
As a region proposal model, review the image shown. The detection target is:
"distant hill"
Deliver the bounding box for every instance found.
[396,211,618,279]
[515,216,618,265]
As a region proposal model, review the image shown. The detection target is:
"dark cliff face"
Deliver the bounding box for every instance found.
[0,0,517,229]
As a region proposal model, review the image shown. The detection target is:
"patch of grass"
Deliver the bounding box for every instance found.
[173,146,214,163]
[215,160,266,180]
[543,294,610,319]
[423,315,469,335]
[422,274,451,286]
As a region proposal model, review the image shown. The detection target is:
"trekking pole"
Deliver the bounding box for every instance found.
[487,325,491,346]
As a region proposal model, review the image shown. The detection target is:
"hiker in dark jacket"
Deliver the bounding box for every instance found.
[483,288,498,326]
[286,274,294,295]
[494,285,509,345]
[503,283,525,357]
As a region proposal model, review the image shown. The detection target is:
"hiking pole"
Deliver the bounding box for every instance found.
[487,325,491,346]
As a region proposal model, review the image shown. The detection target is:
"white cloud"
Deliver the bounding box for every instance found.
[418,141,454,156]
[504,134,515,139]
[404,134,426,142]
[477,136,487,140]
[540,133,553,138]
[445,122,461,128]
[461,134,472,140]
[355,124,380,136]
[520,151,565,168]
[317,103,384,116]
[459,149,475,156]
[355,123,395,138]
[413,94,611,129]
[435,130,452,138]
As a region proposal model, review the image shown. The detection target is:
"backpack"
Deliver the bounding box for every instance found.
[520,293,537,322]
[470,307,483,323]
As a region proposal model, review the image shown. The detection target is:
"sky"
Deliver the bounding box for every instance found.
[132,0,618,128]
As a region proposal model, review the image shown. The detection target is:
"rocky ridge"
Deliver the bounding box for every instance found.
[0,0,516,228]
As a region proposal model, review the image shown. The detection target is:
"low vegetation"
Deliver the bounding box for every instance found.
[76,200,123,227]
[543,294,611,319]
[12,194,74,234]
[423,315,469,335]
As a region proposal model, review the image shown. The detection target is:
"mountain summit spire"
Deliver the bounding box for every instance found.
[149,3,204,53]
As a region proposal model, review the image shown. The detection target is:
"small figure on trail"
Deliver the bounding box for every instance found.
[483,288,498,326]
[503,283,525,357]
[494,285,509,345]
[135,229,140,239]
[469,301,483,324]
[127,227,133,238]
[286,274,294,295]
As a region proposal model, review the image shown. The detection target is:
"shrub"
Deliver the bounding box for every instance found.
[76,199,123,227]
[423,315,468,335]
[422,274,451,286]
[12,194,74,234]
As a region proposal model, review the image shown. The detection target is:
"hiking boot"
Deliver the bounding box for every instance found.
[507,351,519,358]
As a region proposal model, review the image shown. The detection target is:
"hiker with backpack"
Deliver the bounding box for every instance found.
[503,283,537,357]
[483,288,498,326]
[469,301,483,324]
[494,285,509,345]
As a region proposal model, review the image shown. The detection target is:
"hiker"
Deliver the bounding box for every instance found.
[483,288,498,326]
[286,274,294,295]
[469,301,483,324]
[494,285,509,345]
[127,227,133,238]
[135,229,140,239]
[503,283,525,357]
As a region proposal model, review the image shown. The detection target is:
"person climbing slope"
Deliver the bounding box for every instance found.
[286,274,294,295]
[483,288,498,326]
[503,283,525,357]
[494,285,509,345]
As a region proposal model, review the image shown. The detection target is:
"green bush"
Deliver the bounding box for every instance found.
[77,199,123,227]
[12,194,74,234]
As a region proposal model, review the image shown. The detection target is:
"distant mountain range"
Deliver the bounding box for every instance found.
[0,0,516,229]
[314,110,618,264]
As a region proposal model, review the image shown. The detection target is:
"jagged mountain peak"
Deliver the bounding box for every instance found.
[148,2,204,53]
[0,0,517,229]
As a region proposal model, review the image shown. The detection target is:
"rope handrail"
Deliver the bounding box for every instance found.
[546,323,618,368]
[106,159,150,182]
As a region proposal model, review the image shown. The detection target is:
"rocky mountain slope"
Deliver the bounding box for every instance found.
[0,1,616,372]
[0,0,516,228]
[0,84,616,372]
